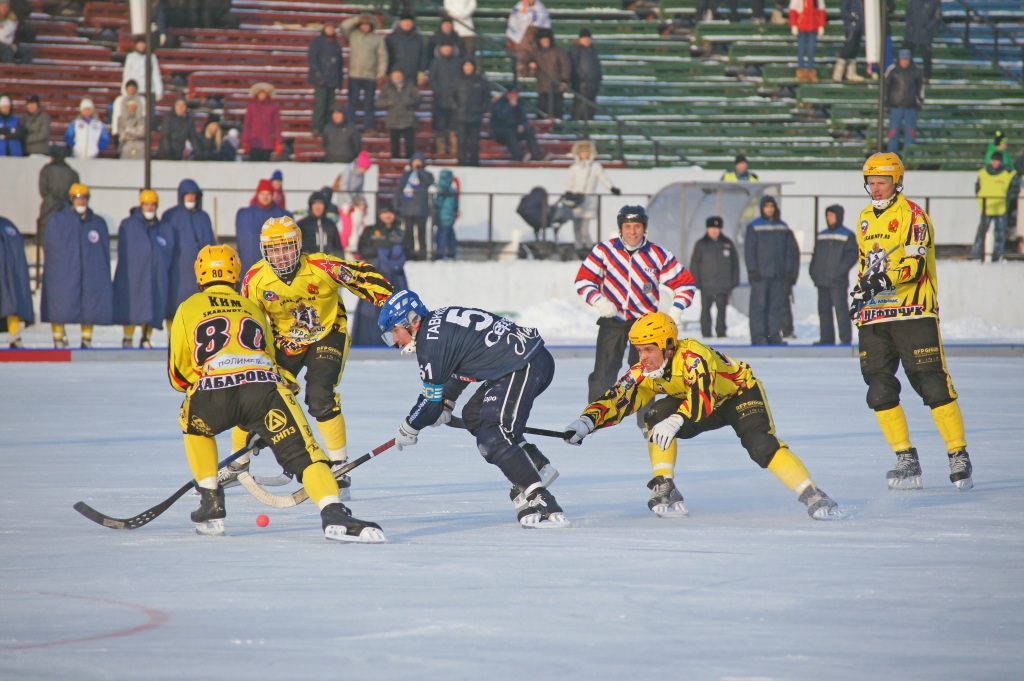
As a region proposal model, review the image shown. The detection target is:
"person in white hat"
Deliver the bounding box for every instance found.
[64,98,109,159]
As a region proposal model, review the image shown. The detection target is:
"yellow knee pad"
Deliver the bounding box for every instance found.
[767,448,813,495]
[648,439,678,478]
[931,401,967,452]
[875,405,913,453]
[301,462,341,510]
[184,434,219,488]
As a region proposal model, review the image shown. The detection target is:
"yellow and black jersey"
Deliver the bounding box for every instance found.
[240,253,393,354]
[583,338,756,429]
[169,283,292,394]
[855,194,939,326]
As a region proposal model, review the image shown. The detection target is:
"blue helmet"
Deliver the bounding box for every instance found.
[378,290,430,346]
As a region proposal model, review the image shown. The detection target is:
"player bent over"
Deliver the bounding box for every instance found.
[169,244,385,542]
[378,290,569,529]
[851,153,973,491]
[564,312,841,520]
[231,217,394,496]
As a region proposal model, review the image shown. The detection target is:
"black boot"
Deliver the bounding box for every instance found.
[321,503,386,543]
[647,475,688,517]
[798,485,842,520]
[517,487,570,528]
[887,448,923,490]
[947,449,973,491]
[191,486,226,535]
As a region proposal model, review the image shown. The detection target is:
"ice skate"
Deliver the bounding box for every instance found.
[331,463,352,502]
[647,476,689,518]
[947,449,973,491]
[122,338,132,348]
[887,448,923,490]
[517,487,570,529]
[140,338,152,349]
[80,338,92,349]
[191,486,226,535]
[321,503,386,543]
[522,442,559,488]
[798,485,842,520]
[217,456,250,489]
[54,336,69,349]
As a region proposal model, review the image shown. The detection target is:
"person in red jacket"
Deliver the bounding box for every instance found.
[789,0,826,83]
[243,82,282,162]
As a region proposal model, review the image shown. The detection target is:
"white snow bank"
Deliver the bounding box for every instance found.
[940,316,1024,342]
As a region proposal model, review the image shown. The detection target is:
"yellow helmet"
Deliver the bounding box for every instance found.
[195,244,241,287]
[862,152,904,192]
[628,312,679,351]
[139,189,159,206]
[260,216,301,276]
[68,183,90,199]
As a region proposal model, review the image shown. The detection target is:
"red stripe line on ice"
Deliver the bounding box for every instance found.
[0,350,72,362]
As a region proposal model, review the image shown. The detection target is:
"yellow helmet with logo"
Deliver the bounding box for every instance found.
[195,244,241,287]
[862,152,904,191]
[139,189,159,206]
[68,183,90,199]
[260,216,301,276]
[628,312,679,351]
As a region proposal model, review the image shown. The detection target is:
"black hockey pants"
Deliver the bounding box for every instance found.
[859,317,957,412]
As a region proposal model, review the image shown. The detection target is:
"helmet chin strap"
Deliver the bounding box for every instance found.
[401,339,417,355]
[642,354,669,379]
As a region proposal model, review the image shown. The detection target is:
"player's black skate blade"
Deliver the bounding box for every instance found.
[799,485,843,520]
[948,449,973,491]
[517,487,570,529]
[647,476,688,518]
[321,503,386,543]
[191,487,226,535]
[887,448,923,490]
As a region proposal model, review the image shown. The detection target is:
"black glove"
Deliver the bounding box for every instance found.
[747,270,761,283]
[848,288,861,320]
[857,271,893,301]
[611,187,622,195]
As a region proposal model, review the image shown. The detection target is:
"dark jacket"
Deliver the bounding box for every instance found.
[353,219,407,346]
[298,192,343,256]
[37,157,79,239]
[527,43,571,95]
[158,108,201,160]
[113,207,176,328]
[307,30,344,88]
[235,202,293,274]
[162,179,216,319]
[321,119,362,163]
[453,71,492,123]
[0,217,35,324]
[885,61,924,109]
[690,233,739,294]
[377,79,421,129]
[386,24,427,81]
[809,206,859,289]
[398,162,435,217]
[904,0,942,45]
[21,110,51,155]
[840,0,864,33]
[490,93,529,138]
[568,42,602,91]
[428,47,464,111]
[40,205,113,325]
[426,27,464,69]
[744,196,799,282]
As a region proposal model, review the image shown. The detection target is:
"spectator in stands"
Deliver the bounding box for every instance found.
[0,0,28,64]
[158,97,200,160]
[65,98,109,159]
[428,42,462,158]
[270,169,286,209]
[377,70,420,159]
[789,0,826,83]
[0,95,22,156]
[243,82,282,162]
[526,28,570,120]
[162,178,215,324]
[433,169,459,260]
[722,154,759,181]
[196,117,234,161]
[308,19,344,135]
[427,16,465,69]
[695,0,720,22]
[111,80,144,138]
[117,96,146,160]
[341,14,388,132]
[397,152,434,260]
[744,196,798,345]
[387,13,427,88]
[972,152,1020,263]
[353,202,406,345]
[885,50,923,154]
[298,190,343,257]
[566,140,621,252]
[235,178,292,273]
[453,58,490,167]
[21,95,50,156]
[490,88,543,162]
[902,0,941,83]
[507,0,550,74]
[122,37,164,103]
[834,0,866,82]
[321,106,362,164]
[37,145,78,240]
[337,150,372,258]
[986,131,1013,170]
[689,216,739,339]
[809,205,857,345]
[445,0,477,58]
[568,28,602,121]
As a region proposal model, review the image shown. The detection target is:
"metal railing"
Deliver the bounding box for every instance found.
[952,0,1024,84]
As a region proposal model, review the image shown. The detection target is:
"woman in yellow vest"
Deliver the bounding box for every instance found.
[971,150,1020,262]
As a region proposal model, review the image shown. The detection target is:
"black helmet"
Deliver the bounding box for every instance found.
[617,205,648,229]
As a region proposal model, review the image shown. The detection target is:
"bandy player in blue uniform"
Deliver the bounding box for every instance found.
[378,290,569,528]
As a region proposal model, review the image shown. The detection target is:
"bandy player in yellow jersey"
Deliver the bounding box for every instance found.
[169,244,385,542]
[850,153,973,491]
[232,217,393,495]
[563,312,842,520]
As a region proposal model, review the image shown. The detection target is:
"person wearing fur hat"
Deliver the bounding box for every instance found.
[341,13,387,130]
[64,98,109,159]
[243,82,281,161]
[566,140,620,251]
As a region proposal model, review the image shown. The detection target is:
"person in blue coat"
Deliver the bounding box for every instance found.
[0,95,24,157]
[0,216,34,348]
[162,179,215,324]
[41,183,113,348]
[744,195,799,345]
[235,178,292,274]
[113,190,176,348]
[353,203,407,346]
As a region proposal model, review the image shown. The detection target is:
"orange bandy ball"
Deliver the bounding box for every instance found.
[256,514,270,527]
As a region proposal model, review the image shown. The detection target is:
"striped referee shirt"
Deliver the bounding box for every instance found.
[575,237,696,320]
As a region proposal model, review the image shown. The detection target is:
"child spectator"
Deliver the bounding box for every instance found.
[398,152,434,259]
[433,169,459,260]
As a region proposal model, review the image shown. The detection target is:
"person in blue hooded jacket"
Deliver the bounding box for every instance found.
[41,182,113,348]
[235,178,292,274]
[162,178,215,324]
[432,169,459,260]
[0,216,34,348]
[113,189,176,348]
[352,202,407,346]
[744,195,798,345]
[397,153,434,260]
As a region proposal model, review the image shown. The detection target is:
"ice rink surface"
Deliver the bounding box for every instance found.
[1,356,1022,680]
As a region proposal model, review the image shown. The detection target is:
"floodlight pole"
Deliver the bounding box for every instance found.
[144,0,152,189]
[876,0,887,153]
